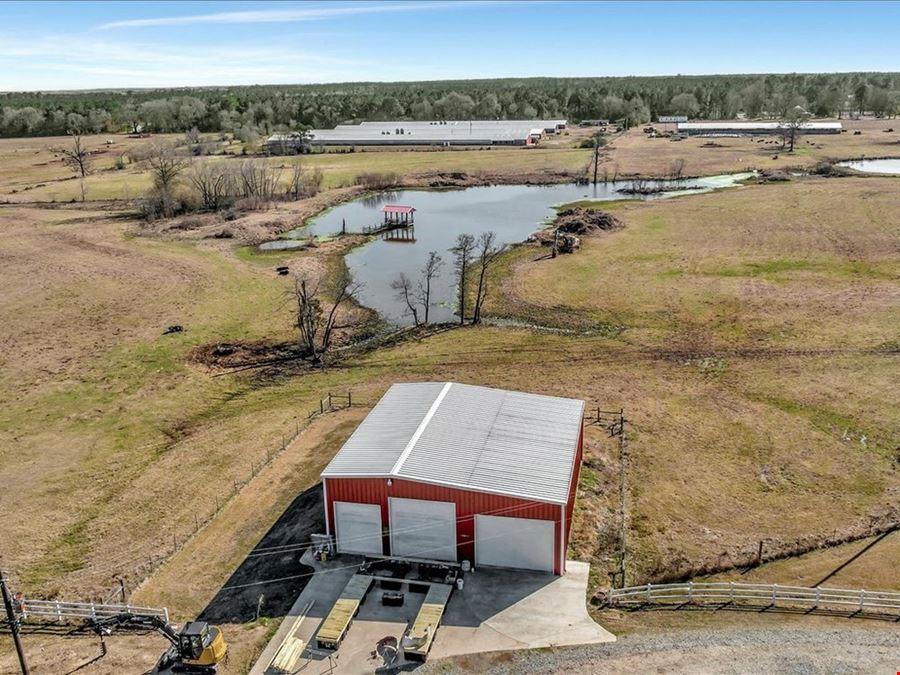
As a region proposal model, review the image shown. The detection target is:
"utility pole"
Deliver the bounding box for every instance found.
[1,570,29,675]
[592,132,601,186]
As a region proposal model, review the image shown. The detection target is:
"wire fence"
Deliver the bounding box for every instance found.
[76,391,361,599]
[607,582,900,615]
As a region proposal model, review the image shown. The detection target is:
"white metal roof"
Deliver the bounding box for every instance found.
[307,119,567,145]
[677,121,842,131]
[322,382,585,505]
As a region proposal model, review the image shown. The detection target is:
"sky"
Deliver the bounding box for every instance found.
[1,1,898,91]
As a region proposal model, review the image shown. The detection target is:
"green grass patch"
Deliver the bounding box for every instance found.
[22,519,92,588]
[234,245,296,266]
[715,259,818,278]
[556,198,633,211]
[753,394,887,454]
[579,465,601,491]
[711,258,897,281]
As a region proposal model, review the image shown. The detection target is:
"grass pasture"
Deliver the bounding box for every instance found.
[0,141,898,671]
[0,133,592,203]
[494,176,899,580]
[604,117,900,177]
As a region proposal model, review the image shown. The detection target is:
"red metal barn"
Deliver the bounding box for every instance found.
[322,382,584,575]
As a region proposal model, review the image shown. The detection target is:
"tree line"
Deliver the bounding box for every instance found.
[2,73,898,139]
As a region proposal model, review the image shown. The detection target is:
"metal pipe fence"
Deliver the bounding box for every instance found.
[608,582,900,614]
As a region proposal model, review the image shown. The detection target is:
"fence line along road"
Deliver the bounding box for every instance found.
[16,599,169,623]
[608,582,900,614]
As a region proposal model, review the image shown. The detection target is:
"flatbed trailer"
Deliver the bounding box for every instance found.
[403,583,453,661]
[314,574,373,650]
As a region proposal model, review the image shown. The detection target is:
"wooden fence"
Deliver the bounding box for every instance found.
[310,392,353,419]
[607,582,900,615]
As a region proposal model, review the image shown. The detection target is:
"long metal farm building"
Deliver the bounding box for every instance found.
[676,121,842,136]
[305,119,567,147]
[321,382,584,575]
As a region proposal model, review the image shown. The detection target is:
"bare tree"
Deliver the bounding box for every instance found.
[147,141,188,192]
[284,161,322,201]
[669,158,686,181]
[780,107,811,153]
[285,161,306,201]
[184,126,201,146]
[391,273,420,325]
[187,162,234,211]
[145,141,188,217]
[53,133,92,201]
[292,268,364,364]
[591,132,603,185]
[237,159,282,206]
[451,233,476,325]
[471,231,505,325]
[415,251,444,325]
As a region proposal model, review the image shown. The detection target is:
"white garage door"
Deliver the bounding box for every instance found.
[475,514,555,573]
[389,497,457,562]
[334,501,382,555]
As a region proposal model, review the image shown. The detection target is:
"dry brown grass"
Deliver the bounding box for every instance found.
[1,149,898,671]
[708,530,900,591]
[493,177,899,583]
[604,117,900,177]
[0,133,592,203]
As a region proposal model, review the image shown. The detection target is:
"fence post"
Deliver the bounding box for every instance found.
[815,587,820,607]
[320,399,324,414]
[56,601,62,622]
[859,589,865,611]
[688,581,693,603]
[645,583,651,602]
[348,391,352,407]
[730,581,735,603]
[772,584,778,604]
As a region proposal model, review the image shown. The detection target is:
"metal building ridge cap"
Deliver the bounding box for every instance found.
[388,382,453,476]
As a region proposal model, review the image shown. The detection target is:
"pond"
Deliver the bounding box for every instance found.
[837,158,900,175]
[263,173,752,325]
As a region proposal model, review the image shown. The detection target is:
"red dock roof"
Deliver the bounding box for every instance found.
[382,205,416,214]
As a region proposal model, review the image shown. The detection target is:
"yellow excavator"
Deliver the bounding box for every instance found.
[90,613,227,673]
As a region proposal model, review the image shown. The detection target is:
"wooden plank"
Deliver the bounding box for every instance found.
[267,601,313,674]
[315,575,372,649]
[404,583,452,659]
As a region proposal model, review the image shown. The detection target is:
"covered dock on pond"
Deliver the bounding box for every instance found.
[383,205,416,225]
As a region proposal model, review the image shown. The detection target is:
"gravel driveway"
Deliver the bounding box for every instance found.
[423,627,900,674]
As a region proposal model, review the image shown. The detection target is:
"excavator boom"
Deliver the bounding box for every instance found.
[88,612,227,672]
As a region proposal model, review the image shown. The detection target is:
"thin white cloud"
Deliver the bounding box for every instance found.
[97,1,499,30]
[0,33,440,90]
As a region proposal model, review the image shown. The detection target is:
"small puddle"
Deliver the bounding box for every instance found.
[263,173,753,324]
[837,158,900,175]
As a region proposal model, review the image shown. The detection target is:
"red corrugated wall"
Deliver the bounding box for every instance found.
[324,419,584,577]
[563,423,584,574]
[324,476,569,574]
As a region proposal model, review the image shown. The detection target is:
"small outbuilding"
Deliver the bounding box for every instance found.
[382,205,416,225]
[321,382,585,575]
